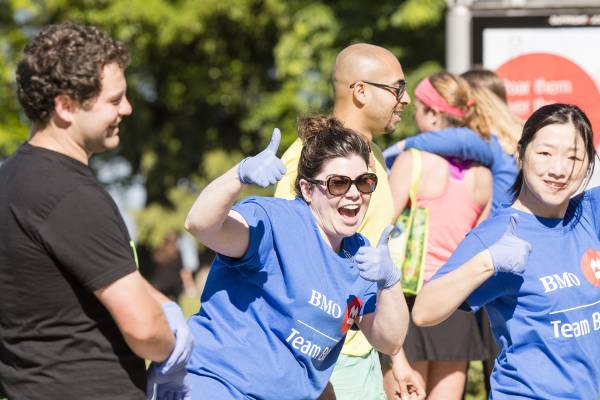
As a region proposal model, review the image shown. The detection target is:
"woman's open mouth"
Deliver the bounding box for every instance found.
[338,204,360,219]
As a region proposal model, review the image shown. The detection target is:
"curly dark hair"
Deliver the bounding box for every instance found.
[294,115,371,199]
[16,21,130,124]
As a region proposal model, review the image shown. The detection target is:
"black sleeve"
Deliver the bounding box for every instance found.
[39,185,137,292]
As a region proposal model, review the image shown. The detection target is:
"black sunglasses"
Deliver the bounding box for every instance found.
[304,173,378,196]
[349,79,407,101]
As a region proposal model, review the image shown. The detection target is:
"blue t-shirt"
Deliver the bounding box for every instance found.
[187,196,378,399]
[402,127,518,212]
[434,188,600,399]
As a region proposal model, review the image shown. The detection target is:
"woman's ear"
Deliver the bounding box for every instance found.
[429,108,440,126]
[299,178,313,203]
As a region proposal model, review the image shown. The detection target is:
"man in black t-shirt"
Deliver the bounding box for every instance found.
[0,23,192,399]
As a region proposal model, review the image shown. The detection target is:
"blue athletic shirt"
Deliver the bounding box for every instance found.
[402,128,518,212]
[433,188,600,399]
[187,196,378,399]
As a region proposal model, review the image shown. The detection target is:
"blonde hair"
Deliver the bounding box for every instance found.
[429,71,492,140]
[470,85,522,155]
[461,69,507,103]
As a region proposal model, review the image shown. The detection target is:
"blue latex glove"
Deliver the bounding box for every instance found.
[488,214,532,275]
[159,301,194,374]
[237,128,286,187]
[147,367,190,400]
[145,303,193,399]
[355,225,402,290]
[146,303,193,398]
[383,142,403,171]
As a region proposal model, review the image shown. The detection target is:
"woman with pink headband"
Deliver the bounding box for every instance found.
[383,70,521,214]
[383,71,493,400]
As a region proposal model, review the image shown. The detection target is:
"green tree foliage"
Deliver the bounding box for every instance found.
[0,0,31,155]
[0,0,445,248]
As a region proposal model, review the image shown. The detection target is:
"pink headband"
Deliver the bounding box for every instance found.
[414,78,466,118]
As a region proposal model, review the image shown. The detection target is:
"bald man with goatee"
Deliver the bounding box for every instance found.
[275,44,423,400]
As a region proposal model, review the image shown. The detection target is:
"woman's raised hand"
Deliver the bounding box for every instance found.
[355,225,402,290]
[488,214,532,275]
[237,128,287,188]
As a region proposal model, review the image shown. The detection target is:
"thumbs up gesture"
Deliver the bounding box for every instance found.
[488,214,532,275]
[237,128,287,187]
[355,225,402,290]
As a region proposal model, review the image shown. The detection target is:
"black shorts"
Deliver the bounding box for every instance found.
[402,295,489,362]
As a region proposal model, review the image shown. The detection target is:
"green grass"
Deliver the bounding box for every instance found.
[466,361,487,400]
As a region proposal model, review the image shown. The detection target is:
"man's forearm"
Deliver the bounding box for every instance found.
[144,278,171,304]
[96,272,176,362]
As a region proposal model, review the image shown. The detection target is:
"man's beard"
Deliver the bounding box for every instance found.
[384,107,403,134]
[384,115,396,134]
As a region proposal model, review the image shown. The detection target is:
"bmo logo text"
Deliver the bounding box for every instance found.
[308,290,343,318]
[539,272,581,293]
[581,249,600,288]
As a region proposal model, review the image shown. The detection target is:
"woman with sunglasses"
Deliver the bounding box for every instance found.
[385,71,493,400]
[165,116,409,400]
[413,103,600,400]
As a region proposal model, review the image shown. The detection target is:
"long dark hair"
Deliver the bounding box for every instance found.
[511,103,596,200]
[295,116,370,199]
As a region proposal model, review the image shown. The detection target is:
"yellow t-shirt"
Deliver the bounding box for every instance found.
[274,138,395,356]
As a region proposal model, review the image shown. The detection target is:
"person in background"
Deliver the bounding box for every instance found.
[0,22,192,399]
[412,103,599,400]
[386,72,492,400]
[151,230,185,301]
[178,231,201,297]
[150,230,199,303]
[384,69,522,397]
[384,68,521,212]
[177,119,409,399]
[275,43,423,400]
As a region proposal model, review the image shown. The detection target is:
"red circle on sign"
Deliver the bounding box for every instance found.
[580,248,600,288]
[497,53,600,148]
